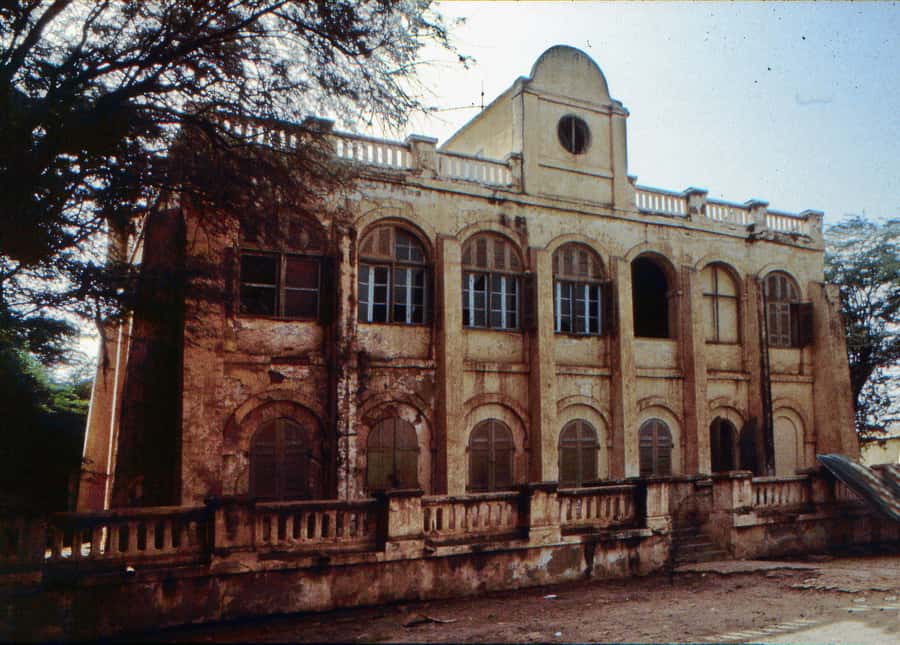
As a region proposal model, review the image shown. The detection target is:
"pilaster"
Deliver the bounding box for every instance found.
[436,237,465,495]
[611,108,632,210]
[528,248,558,481]
[680,266,709,474]
[742,277,767,474]
[334,229,359,499]
[610,257,637,478]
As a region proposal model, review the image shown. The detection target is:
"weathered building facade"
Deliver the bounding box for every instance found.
[78,45,859,511]
[6,45,894,642]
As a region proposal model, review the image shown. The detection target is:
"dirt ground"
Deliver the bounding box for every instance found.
[135,552,900,644]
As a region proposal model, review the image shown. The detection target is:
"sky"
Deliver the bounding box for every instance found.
[386,1,899,223]
[65,1,899,377]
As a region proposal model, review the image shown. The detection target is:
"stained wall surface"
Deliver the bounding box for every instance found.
[79,46,858,509]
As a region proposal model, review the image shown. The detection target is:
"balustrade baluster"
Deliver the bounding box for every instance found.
[90,525,103,558]
[161,520,173,553]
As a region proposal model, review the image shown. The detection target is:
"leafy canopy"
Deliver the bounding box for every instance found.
[825,217,900,437]
[0,0,460,361]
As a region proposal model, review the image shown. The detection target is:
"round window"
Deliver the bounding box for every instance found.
[557,115,590,155]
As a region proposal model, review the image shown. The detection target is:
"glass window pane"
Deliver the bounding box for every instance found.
[587,285,600,334]
[284,290,318,318]
[358,265,371,322]
[285,257,318,289]
[241,254,278,286]
[240,285,277,316]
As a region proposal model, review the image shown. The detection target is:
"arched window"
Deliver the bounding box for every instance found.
[250,419,320,500]
[774,413,802,476]
[709,418,738,473]
[702,264,739,344]
[764,271,811,348]
[631,256,674,338]
[553,244,611,335]
[366,418,419,490]
[468,419,515,491]
[639,419,673,477]
[559,420,599,487]
[462,234,523,330]
[358,225,429,324]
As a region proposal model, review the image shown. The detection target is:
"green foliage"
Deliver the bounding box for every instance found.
[825,216,900,437]
[0,307,90,511]
[0,0,461,357]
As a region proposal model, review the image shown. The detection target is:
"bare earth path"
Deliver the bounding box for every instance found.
[134,553,900,643]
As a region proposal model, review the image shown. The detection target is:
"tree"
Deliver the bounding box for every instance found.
[825,217,900,437]
[0,0,460,358]
[0,306,90,510]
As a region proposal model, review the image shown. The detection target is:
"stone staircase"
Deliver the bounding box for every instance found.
[671,525,730,564]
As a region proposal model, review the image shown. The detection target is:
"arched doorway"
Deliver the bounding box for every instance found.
[709,418,738,473]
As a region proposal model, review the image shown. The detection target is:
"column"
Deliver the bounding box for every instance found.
[528,248,558,481]
[334,228,360,499]
[609,257,638,478]
[742,277,767,474]
[436,236,465,495]
[680,266,709,475]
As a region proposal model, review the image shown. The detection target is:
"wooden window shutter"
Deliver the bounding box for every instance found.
[318,256,337,325]
[792,302,814,347]
[521,272,537,331]
[601,281,616,335]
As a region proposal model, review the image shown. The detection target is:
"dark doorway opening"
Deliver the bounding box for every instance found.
[710,418,738,473]
[632,257,671,338]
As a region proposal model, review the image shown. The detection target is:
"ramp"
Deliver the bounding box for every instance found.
[817,454,900,523]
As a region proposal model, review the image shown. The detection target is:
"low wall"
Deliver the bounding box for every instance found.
[706,470,900,559]
[4,531,669,641]
[0,475,893,640]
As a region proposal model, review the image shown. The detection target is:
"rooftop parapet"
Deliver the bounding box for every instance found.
[218,118,823,246]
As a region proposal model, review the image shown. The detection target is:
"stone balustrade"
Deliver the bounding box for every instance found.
[558,484,637,532]
[436,151,514,186]
[634,186,819,240]
[34,506,207,563]
[0,482,666,573]
[333,132,412,170]
[3,472,875,576]
[635,186,688,217]
[217,117,820,242]
[253,499,379,552]
[422,491,522,542]
[751,475,811,509]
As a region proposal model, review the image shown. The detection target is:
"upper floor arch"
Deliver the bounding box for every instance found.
[353,202,439,246]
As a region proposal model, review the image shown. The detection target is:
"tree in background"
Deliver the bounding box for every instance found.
[825,217,900,437]
[1,0,460,348]
[0,1,461,507]
[0,305,90,510]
